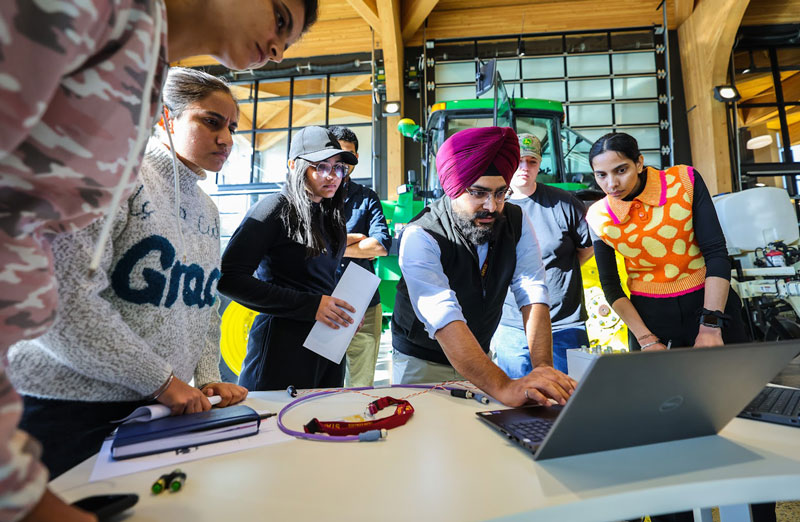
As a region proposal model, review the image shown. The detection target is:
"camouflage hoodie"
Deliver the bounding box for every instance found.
[0,1,168,518]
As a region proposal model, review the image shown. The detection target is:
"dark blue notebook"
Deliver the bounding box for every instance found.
[111,405,260,459]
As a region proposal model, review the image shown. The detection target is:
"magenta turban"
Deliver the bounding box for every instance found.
[435,127,520,199]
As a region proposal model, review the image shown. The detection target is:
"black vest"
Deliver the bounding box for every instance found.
[391,198,523,365]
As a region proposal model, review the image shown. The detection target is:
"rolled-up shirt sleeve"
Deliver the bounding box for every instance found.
[398,225,465,338]
[510,213,549,310]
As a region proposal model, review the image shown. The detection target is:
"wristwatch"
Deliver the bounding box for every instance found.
[699,309,727,329]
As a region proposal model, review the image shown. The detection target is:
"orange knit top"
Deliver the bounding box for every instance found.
[586,165,705,298]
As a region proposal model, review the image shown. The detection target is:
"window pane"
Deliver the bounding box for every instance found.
[613,77,657,99]
[497,59,521,81]
[569,104,612,126]
[216,135,255,185]
[778,48,800,68]
[292,96,327,127]
[615,102,659,125]
[215,194,253,243]
[478,39,519,59]
[433,42,475,62]
[346,126,373,182]
[736,69,777,105]
[254,133,289,183]
[435,85,476,101]
[625,127,661,149]
[523,81,565,102]
[239,99,290,131]
[293,77,327,97]
[567,55,609,77]
[565,33,608,53]
[522,57,564,79]
[642,152,662,169]
[739,125,782,165]
[435,62,476,84]
[521,35,563,56]
[568,79,611,101]
[575,127,612,143]
[612,53,656,74]
[611,31,654,51]
[328,94,372,124]
[561,127,594,183]
[330,74,371,94]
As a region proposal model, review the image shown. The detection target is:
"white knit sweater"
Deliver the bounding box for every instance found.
[9,141,222,401]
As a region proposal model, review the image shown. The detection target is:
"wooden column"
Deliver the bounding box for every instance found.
[377,0,404,200]
[677,0,750,195]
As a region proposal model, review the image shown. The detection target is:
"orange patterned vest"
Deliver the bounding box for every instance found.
[586,165,705,298]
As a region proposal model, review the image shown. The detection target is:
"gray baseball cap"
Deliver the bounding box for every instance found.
[289,126,358,165]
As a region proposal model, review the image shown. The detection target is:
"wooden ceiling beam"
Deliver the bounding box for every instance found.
[345,0,381,33]
[376,0,405,200]
[678,0,751,195]
[673,0,694,26]
[742,0,800,25]
[401,0,439,42]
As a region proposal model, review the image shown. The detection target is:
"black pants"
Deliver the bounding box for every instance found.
[20,396,147,478]
[238,314,345,391]
[629,288,749,350]
[629,289,775,522]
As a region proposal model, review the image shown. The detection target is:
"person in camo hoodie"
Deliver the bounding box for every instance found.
[0,1,318,520]
[9,66,248,479]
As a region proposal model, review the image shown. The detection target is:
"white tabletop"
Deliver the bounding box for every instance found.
[51,389,800,522]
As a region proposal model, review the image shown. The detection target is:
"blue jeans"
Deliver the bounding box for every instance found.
[491,324,589,378]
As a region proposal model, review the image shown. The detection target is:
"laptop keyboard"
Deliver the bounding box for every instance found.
[503,418,555,443]
[743,386,800,417]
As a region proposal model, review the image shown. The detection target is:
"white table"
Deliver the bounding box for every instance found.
[51,389,800,522]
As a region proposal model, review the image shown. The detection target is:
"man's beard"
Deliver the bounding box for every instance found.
[452,208,505,245]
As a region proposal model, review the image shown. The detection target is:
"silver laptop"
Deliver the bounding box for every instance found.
[477,341,800,460]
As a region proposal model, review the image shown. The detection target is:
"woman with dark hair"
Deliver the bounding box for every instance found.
[586,132,747,352]
[9,67,247,479]
[218,126,359,391]
[586,132,772,522]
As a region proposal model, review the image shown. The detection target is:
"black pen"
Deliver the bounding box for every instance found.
[259,412,276,420]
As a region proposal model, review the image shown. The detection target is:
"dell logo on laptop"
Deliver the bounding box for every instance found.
[659,396,684,412]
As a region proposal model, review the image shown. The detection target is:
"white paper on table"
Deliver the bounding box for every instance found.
[303,262,380,364]
[112,395,222,424]
[89,413,290,482]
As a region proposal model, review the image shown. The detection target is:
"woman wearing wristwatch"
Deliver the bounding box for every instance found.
[585,132,749,352]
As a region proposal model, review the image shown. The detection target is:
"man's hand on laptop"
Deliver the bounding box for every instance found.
[497,366,577,408]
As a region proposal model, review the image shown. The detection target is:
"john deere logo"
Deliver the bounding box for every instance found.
[523,138,533,147]
[659,395,684,412]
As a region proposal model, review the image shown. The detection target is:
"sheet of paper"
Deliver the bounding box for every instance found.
[113,396,222,424]
[89,413,290,482]
[303,262,380,364]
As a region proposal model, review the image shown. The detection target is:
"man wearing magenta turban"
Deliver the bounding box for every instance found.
[391,127,576,407]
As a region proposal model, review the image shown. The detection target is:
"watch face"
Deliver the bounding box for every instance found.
[701,315,720,326]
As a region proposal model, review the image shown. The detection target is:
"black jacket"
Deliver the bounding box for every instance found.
[392,197,523,365]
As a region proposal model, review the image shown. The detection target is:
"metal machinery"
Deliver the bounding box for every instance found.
[714,187,800,340]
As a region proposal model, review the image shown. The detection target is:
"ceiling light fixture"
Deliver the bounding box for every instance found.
[382,100,401,116]
[746,135,774,150]
[713,85,741,103]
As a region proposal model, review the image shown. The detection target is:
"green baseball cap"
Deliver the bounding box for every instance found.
[518,133,542,161]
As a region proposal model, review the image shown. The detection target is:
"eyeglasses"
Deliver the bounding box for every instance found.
[464,187,510,204]
[311,161,349,178]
